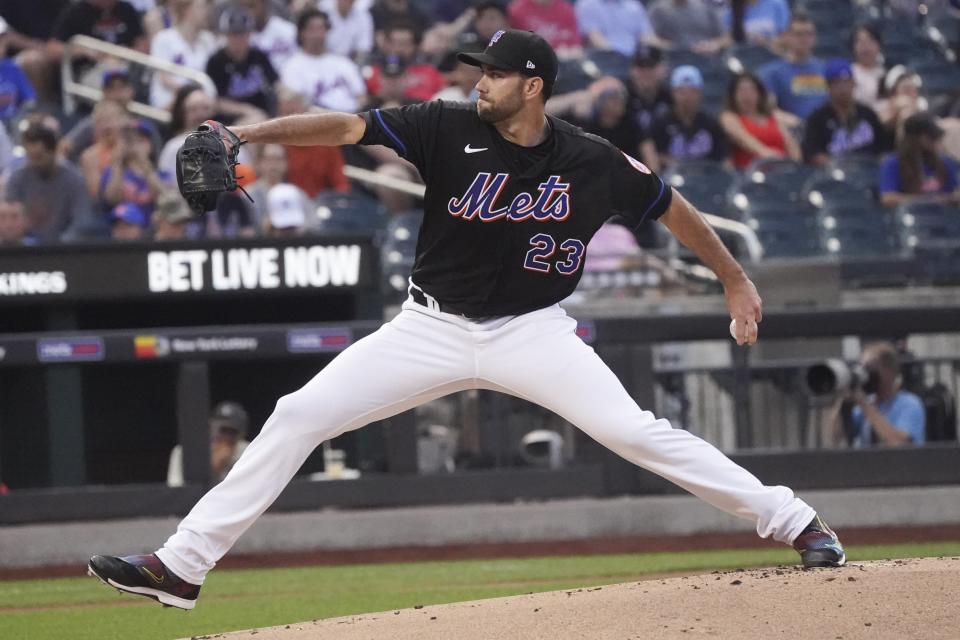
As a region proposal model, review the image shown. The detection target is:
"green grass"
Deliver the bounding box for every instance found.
[2,542,959,640]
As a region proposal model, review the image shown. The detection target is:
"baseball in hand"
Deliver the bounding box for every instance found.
[729,319,738,340]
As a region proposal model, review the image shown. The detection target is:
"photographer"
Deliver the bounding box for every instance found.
[828,342,926,447]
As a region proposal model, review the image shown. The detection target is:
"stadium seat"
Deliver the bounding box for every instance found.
[803,176,876,209]
[913,60,960,98]
[830,155,881,191]
[725,44,779,74]
[819,205,904,257]
[554,59,594,94]
[744,158,820,187]
[914,243,960,285]
[896,201,960,247]
[663,161,739,218]
[730,179,804,218]
[314,191,388,236]
[584,49,631,81]
[752,218,825,258]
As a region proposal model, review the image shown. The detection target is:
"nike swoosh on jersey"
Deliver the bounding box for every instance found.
[464,144,489,154]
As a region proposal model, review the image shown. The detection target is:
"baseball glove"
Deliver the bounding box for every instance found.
[176,120,251,214]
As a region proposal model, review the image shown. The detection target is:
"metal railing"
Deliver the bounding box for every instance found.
[61,34,214,123]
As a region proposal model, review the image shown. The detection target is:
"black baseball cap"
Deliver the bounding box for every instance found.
[220,9,254,34]
[903,112,945,139]
[457,29,558,89]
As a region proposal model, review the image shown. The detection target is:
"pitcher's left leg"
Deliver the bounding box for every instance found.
[479,306,814,544]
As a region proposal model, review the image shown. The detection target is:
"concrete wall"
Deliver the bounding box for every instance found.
[3,485,959,569]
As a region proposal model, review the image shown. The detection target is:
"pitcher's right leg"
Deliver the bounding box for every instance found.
[147,305,476,586]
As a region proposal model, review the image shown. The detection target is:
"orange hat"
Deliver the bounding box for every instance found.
[235,163,257,188]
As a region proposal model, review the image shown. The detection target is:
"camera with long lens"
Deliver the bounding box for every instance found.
[806,359,880,396]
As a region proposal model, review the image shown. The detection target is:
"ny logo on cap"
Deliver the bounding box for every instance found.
[526,60,536,69]
[489,29,505,45]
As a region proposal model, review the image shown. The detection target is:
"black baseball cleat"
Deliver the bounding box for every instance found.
[793,514,846,568]
[88,553,201,610]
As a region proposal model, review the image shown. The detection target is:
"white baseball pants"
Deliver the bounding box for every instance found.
[157,299,815,585]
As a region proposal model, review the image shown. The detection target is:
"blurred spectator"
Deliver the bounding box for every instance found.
[648,0,730,55]
[829,341,926,447]
[626,46,672,135]
[759,12,827,119]
[150,0,218,109]
[51,0,147,81]
[850,23,885,111]
[110,202,149,241]
[575,79,645,159]
[79,100,129,199]
[721,71,800,170]
[508,0,581,54]
[584,220,642,272]
[575,0,656,57]
[276,88,351,197]
[3,0,69,55]
[143,0,173,41]
[266,183,308,237]
[647,65,729,170]
[4,124,94,242]
[100,119,168,215]
[281,10,366,112]
[206,9,277,118]
[876,65,928,140]
[366,22,446,102]
[802,59,887,167]
[158,84,216,177]
[319,0,375,60]
[371,56,417,108]
[152,189,194,240]
[370,0,433,41]
[0,121,11,178]
[0,201,32,246]
[62,70,163,164]
[472,1,510,44]
[373,162,420,215]
[723,0,791,48]
[0,18,37,123]
[167,401,251,487]
[211,191,258,238]
[879,112,960,207]
[433,49,482,101]
[1,5,63,107]
[247,143,312,230]
[239,0,298,70]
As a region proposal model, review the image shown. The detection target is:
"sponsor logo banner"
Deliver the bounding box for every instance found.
[134,335,171,359]
[0,271,67,296]
[287,328,353,353]
[37,337,105,362]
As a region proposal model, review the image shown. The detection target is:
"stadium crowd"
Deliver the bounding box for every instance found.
[0,0,958,266]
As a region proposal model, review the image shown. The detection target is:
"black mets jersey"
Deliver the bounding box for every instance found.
[357,100,673,316]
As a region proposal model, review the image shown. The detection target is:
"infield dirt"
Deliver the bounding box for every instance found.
[190,556,958,640]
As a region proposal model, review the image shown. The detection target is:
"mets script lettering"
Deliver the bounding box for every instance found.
[447,173,571,222]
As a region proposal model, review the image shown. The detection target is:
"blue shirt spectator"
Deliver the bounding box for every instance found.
[0,57,36,121]
[759,15,826,118]
[576,0,654,58]
[851,390,926,446]
[878,113,960,207]
[724,0,790,44]
[879,154,959,197]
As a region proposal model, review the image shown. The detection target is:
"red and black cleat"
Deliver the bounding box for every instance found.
[793,515,846,568]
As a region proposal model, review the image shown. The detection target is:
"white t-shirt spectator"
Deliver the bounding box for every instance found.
[281,52,366,112]
[149,27,218,108]
[252,15,298,71]
[320,0,374,59]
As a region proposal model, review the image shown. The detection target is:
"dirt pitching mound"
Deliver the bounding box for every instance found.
[196,557,959,640]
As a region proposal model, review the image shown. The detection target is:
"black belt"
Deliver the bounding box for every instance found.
[409,286,476,317]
